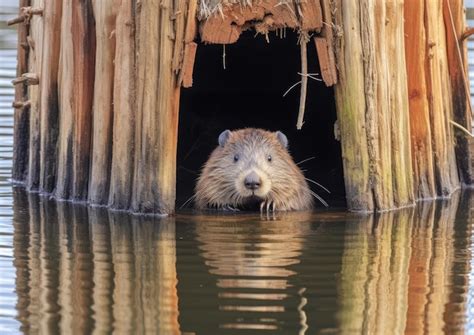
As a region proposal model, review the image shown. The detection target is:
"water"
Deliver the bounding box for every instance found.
[1,3,474,335]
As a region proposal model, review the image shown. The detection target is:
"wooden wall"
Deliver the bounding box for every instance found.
[10,0,473,214]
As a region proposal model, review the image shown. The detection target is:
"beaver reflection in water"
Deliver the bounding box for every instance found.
[195,128,326,212]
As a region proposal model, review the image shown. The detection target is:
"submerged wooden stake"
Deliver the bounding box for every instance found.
[404,0,436,200]
[38,0,62,193]
[108,0,136,210]
[443,0,474,185]
[132,0,180,214]
[71,0,96,200]
[26,0,44,191]
[55,0,73,199]
[12,0,30,183]
[88,0,118,205]
[425,0,460,196]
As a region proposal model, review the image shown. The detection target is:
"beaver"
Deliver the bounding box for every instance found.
[195,128,319,212]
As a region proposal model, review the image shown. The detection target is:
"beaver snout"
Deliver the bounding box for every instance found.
[244,171,261,190]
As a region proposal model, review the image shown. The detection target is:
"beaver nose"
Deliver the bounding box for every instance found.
[244,172,261,190]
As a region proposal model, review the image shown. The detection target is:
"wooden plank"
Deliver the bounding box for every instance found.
[315,0,337,87]
[109,0,136,210]
[38,0,62,193]
[71,0,96,201]
[55,0,74,199]
[89,0,118,205]
[12,0,31,183]
[180,42,197,88]
[296,0,323,31]
[333,0,373,211]
[314,37,336,86]
[132,0,180,214]
[26,0,44,191]
[443,0,474,185]
[404,0,436,200]
[424,0,460,196]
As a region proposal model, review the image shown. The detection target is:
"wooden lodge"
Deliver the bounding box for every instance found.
[9,0,474,214]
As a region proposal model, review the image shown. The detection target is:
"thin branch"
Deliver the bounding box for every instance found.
[297,31,309,130]
[450,120,474,138]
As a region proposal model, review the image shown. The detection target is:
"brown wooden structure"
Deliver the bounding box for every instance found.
[9,0,474,214]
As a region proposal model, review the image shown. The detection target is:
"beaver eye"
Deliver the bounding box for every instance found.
[267,155,272,162]
[233,154,239,162]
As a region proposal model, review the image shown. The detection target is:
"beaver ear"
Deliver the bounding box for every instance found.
[218,130,232,147]
[276,131,288,148]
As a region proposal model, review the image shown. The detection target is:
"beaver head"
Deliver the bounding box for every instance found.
[195,128,314,211]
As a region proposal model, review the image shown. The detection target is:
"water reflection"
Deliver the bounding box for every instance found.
[11,188,473,334]
[12,189,180,334]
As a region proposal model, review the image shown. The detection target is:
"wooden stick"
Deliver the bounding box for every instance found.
[12,73,39,85]
[12,100,31,109]
[26,0,44,191]
[296,32,308,130]
[461,26,474,41]
[7,16,26,26]
[450,120,474,138]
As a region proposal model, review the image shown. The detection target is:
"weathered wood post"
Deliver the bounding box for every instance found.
[108,0,136,210]
[405,0,437,200]
[89,0,118,205]
[443,0,474,185]
[38,0,62,193]
[11,0,31,183]
[26,0,44,191]
[131,0,181,214]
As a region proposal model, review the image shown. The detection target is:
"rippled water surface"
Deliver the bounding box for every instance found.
[2,3,474,335]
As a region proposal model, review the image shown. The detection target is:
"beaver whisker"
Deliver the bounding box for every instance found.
[180,194,197,209]
[296,156,316,166]
[305,178,331,193]
[309,190,328,207]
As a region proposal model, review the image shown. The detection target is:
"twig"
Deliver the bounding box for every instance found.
[297,31,309,130]
[461,27,474,41]
[450,120,474,138]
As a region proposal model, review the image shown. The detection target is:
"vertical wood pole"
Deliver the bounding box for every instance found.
[12,0,31,182]
[404,0,436,200]
[424,0,460,196]
[27,0,44,190]
[109,0,136,210]
[385,0,414,207]
[38,0,62,193]
[373,0,395,209]
[443,0,474,185]
[71,0,96,200]
[360,0,392,210]
[132,0,180,214]
[333,0,373,211]
[89,0,118,205]
[56,0,74,199]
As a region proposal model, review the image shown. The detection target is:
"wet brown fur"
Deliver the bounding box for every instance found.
[195,128,313,211]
